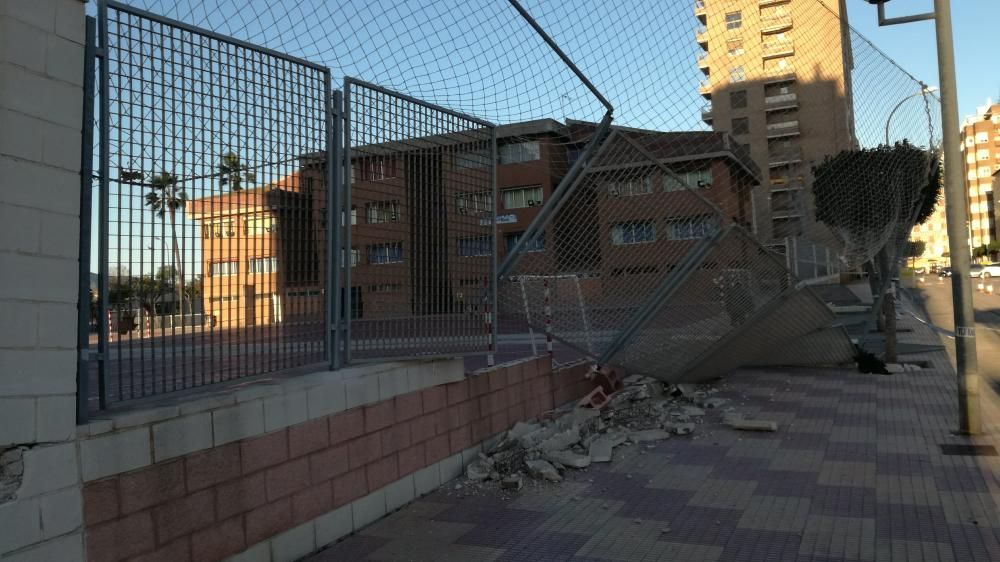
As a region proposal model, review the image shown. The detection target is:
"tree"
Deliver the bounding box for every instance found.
[145,172,187,314]
[904,241,926,258]
[218,152,255,192]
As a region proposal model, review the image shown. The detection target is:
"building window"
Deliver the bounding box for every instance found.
[341,248,360,267]
[248,257,277,274]
[976,132,989,144]
[729,65,746,83]
[611,221,656,245]
[505,231,545,253]
[456,149,490,169]
[366,200,399,223]
[730,90,747,109]
[726,39,744,56]
[732,117,750,135]
[665,215,719,240]
[456,191,492,215]
[607,176,653,197]
[664,169,713,192]
[502,185,544,209]
[245,216,275,236]
[368,242,403,264]
[965,136,976,147]
[725,11,742,30]
[203,221,236,239]
[458,236,492,257]
[499,141,540,164]
[368,283,401,293]
[209,261,239,276]
[356,155,396,181]
[978,149,991,161]
[979,166,993,178]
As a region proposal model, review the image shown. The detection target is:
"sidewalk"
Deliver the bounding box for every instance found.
[306,310,1000,561]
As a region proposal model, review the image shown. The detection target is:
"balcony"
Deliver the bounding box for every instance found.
[759,0,790,6]
[768,148,803,167]
[762,39,794,59]
[761,14,793,33]
[764,92,797,111]
[694,1,706,20]
[697,51,709,69]
[763,66,796,82]
[770,179,804,192]
[696,25,708,45]
[699,79,712,96]
[701,104,713,124]
[766,120,800,138]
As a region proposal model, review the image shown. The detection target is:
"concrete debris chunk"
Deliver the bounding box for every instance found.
[628,429,672,443]
[702,397,728,409]
[501,474,524,491]
[666,422,695,436]
[526,459,563,482]
[519,425,557,450]
[544,449,592,469]
[681,406,705,417]
[885,363,905,374]
[508,421,541,441]
[728,419,778,432]
[466,460,492,481]
[589,439,615,463]
[539,427,581,453]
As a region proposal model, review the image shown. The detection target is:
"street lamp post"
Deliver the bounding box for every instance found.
[866,0,980,434]
[885,84,938,145]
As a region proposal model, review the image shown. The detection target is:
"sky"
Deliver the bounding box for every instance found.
[846,0,1000,120]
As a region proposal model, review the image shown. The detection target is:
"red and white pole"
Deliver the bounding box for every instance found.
[484,276,495,367]
[544,278,553,357]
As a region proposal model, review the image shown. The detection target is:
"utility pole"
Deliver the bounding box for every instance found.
[866,0,980,433]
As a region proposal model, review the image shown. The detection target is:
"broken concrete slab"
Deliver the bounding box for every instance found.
[466,461,491,481]
[589,439,614,463]
[539,427,581,453]
[728,419,778,432]
[666,422,695,436]
[501,474,523,491]
[681,406,705,417]
[508,421,541,441]
[885,363,905,374]
[544,449,592,469]
[526,459,562,482]
[701,397,728,409]
[519,425,558,449]
[628,429,672,443]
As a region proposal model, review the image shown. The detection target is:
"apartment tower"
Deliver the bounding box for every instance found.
[695,0,855,267]
[961,101,1000,249]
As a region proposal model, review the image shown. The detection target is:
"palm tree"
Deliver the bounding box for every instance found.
[218,152,255,191]
[145,172,187,315]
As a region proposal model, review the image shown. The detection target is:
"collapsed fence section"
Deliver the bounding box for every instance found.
[86,1,333,410]
[343,79,497,362]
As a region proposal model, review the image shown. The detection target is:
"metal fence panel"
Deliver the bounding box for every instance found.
[343,78,497,361]
[89,1,331,410]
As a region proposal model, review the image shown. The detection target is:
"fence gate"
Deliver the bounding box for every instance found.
[83,1,334,415]
[342,78,497,363]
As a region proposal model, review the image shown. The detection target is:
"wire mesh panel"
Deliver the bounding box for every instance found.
[92,2,331,409]
[344,79,496,361]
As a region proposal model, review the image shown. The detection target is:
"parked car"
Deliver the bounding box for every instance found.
[970,264,984,278]
[981,263,1000,278]
[938,267,952,277]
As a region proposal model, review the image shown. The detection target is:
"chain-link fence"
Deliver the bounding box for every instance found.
[81,0,946,413]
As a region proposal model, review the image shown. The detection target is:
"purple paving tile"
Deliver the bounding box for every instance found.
[875,453,934,476]
[309,535,390,562]
[793,406,841,420]
[778,432,833,452]
[719,529,803,562]
[615,487,695,521]
[709,457,773,481]
[877,419,921,435]
[834,411,878,426]
[809,484,877,519]
[933,466,990,492]
[494,531,590,562]
[947,524,1000,562]
[659,505,743,546]
[824,442,878,463]
[751,470,820,498]
[875,503,952,543]
[448,505,550,549]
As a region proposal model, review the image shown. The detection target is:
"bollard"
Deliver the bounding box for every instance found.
[988,285,995,295]
[977,282,984,292]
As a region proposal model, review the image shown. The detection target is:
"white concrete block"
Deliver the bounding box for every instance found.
[38,212,79,259]
[0,301,38,349]
[0,154,79,216]
[384,474,415,513]
[75,419,112,439]
[263,390,308,432]
[3,0,57,33]
[1,532,85,562]
[434,359,465,385]
[0,16,45,73]
[0,108,44,162]
[406,365,427,393]
[19,443,77,497]
[413,463,441,497]
[0,252,77,303]
[307,380,346,419]
[44,34,83,86]
[0,498,41,554]
[178,393,235,416]
[439,452,463,482]
[0,202,39,253]
[212,400,265,446]
[224,542,269,562]
[80,428,150,482]
[344,376,379,409]
[234,384,281,403]
[112,405,180,430]
[0,350,75,395]
[377,367,408,401]
[152,413,213,462]
[351,488,386,531]
[39,486,81,539]
[0,64,81,130]
[314,504,353,548]
[270,521,316,562]
[53,0,85,44]
[0,397,35,445]
[460,445,482,468]
[34,395,75,443]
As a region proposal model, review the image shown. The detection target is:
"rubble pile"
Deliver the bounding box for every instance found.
[461,373,756,491]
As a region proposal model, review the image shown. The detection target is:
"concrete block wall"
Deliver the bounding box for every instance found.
[80,356,599,562]
[0,1,87,561]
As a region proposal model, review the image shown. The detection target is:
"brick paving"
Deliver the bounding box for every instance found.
[307,311,1000,562]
